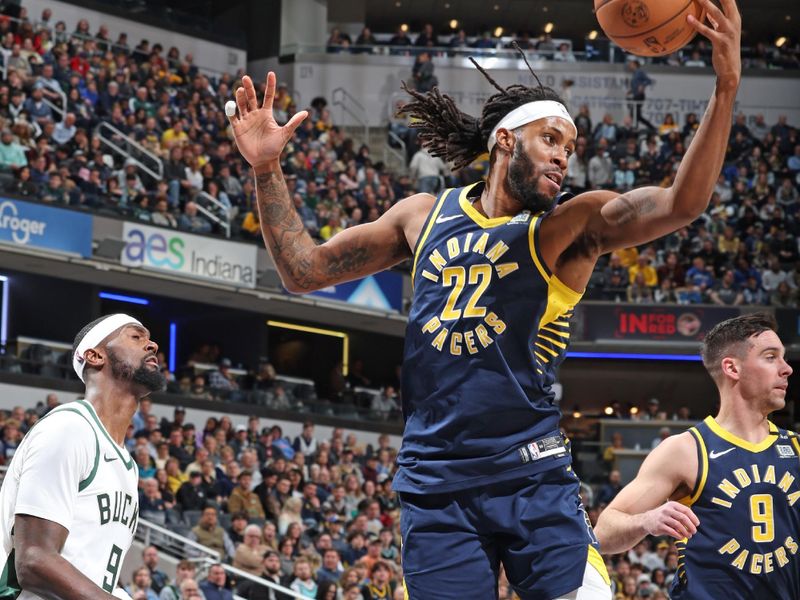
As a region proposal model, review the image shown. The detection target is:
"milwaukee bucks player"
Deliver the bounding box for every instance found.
[0,314,165,599]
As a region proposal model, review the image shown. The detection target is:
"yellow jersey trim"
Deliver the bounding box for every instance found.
[587,545,611,586]
[791,434,800,456]
[683,427,708,506]
[411,188,452,284]
[538,333,568,349]
[527,213,550,281]
[458,183,513,228]
[541,326,570,339]
[704,416,779,453]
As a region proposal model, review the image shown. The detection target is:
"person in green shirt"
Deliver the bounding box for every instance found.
[0,129,28,171]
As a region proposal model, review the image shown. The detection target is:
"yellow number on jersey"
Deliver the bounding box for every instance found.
[441,264,491,321]
[750,494,774,543]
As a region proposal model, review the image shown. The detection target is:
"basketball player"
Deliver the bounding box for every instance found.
[594,313,798,598]
[0,314,165,598]
[228,1,740,596]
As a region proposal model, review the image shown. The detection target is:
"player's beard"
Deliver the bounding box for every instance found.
[507,142,557,213]
[107,347,166,393]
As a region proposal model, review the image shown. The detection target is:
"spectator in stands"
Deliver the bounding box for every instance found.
[289,557,317,597]
[142,545,169,594]
[603,432,625,472]
[199,564,233,600]
[127,567,160,600]
[178,200,211,234]
[189,507,236,561]
[139,478,168,525]
[226,511,249,546]
[651,426,672,450]
[158,560,201,600]
[168,428,193,470]
[208,358,240,396]
[710,269,744,305]
[409,147,446,194]
[293,421,318,458]
[278,497,303,536]
[761,256,790,291]
[236,550,288,599]
[0,129,27,171]
[317,548,344,585]
[228,471,266,520]
[176,470,209,512]
[771,280,798,307]
[588,137,614,188]
[388,26,411,48]
[361,561,395,599]
[233,524,269,576]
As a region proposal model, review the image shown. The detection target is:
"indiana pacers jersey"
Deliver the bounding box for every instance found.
[671,416,800,600]
[394,182,582,494]
[0,399,139,598]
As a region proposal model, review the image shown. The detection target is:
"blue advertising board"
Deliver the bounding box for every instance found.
[0,198,92,257]
[307,271,404,312]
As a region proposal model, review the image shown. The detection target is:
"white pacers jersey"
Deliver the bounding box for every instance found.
[0,399,139,598]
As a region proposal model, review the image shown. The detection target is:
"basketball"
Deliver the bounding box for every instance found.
[594,0,707,57]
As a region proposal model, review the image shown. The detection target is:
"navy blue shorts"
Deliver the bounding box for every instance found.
[399,465,606,599]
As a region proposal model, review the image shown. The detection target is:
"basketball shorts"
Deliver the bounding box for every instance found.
[399,465,611,599]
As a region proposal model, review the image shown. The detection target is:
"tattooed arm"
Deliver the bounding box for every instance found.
[228,73,431,293]
[254,161,423,292]
[550,0,741,256]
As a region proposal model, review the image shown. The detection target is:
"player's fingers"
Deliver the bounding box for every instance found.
[262,72,276,110]
[660,525,684,540]
[687,14,719,41]
[665,517,691,539]
[243,75,258,112]
[673,503,701,527]
[717,0,741,23]
[283,110,309,137]
[235,86,248,117]
[672,511,697,535]
[694,0,726,28]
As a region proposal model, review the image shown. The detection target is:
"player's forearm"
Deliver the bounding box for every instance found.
[253,161,325,293]
[17,548,116,600]
[594,507,649,555]
[668,82,739,219]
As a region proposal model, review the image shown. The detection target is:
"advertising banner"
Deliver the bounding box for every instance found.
[121,223,257,289]
[582,304,739,342]
[0,198,92,256]
[307,271,404,312]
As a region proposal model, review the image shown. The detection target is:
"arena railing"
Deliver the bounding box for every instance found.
[194,190,232,239]
[95,121,165,182]
[136,517,220,563]
[331,87,369,145]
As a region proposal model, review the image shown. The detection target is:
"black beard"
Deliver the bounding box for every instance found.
[506,142,557,213]
[107,347,166,393]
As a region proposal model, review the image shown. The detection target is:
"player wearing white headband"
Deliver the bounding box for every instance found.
[0,314,165,599]
[228,7,741,595]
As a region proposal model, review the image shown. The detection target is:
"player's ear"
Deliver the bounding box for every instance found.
[721,357,739,381]
[83,347,105,370]
[495,128,515,154]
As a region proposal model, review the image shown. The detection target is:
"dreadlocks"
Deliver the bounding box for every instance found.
[398,44,566,170]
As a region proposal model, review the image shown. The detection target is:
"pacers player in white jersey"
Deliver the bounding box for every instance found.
[0,314,165,599]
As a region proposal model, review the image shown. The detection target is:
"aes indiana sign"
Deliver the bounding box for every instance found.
[121,223,257,289]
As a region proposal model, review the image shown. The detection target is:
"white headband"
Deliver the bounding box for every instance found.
[73,314,142,382]
[487,100,576,152]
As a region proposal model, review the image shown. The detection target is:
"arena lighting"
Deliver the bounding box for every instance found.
[544,22,554,34]
[493,4,500,11]
[169,322,177,373]
[588,30,599,40]
[494,26,504,37]
[266,320,350,376]
[567,352,703,362]
[0,275,8,351]
[400,23,408,32]
[572,410,582,418]
[98,291,150,306]
[630,406,639,415]
[604,406,614,415]
[450,19,459,30]
[776,36,787,48]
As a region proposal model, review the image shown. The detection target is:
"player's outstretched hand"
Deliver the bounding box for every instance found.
[687,0,741,91]
[227,72,308,169]
[642,501,700,540]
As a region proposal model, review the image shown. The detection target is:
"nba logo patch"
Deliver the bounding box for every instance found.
[776,445,796,458]
[526,442,541,460]
[508,211,531,225]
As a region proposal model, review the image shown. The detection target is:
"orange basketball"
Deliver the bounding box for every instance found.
[594,0,707,57]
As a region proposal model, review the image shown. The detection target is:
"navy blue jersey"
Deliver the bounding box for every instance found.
[671,416,800,600]
[394,182,582,494]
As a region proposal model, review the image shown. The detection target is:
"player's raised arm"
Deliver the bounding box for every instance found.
[577,0,742,253]
[594,432,700,554]
[228,73,426,293]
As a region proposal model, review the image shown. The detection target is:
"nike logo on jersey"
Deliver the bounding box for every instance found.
[709,447,735,459]
[103,454,118,462]
[435,214,463,224]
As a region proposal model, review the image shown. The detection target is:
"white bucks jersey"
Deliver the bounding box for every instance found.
[0,400,139,598]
